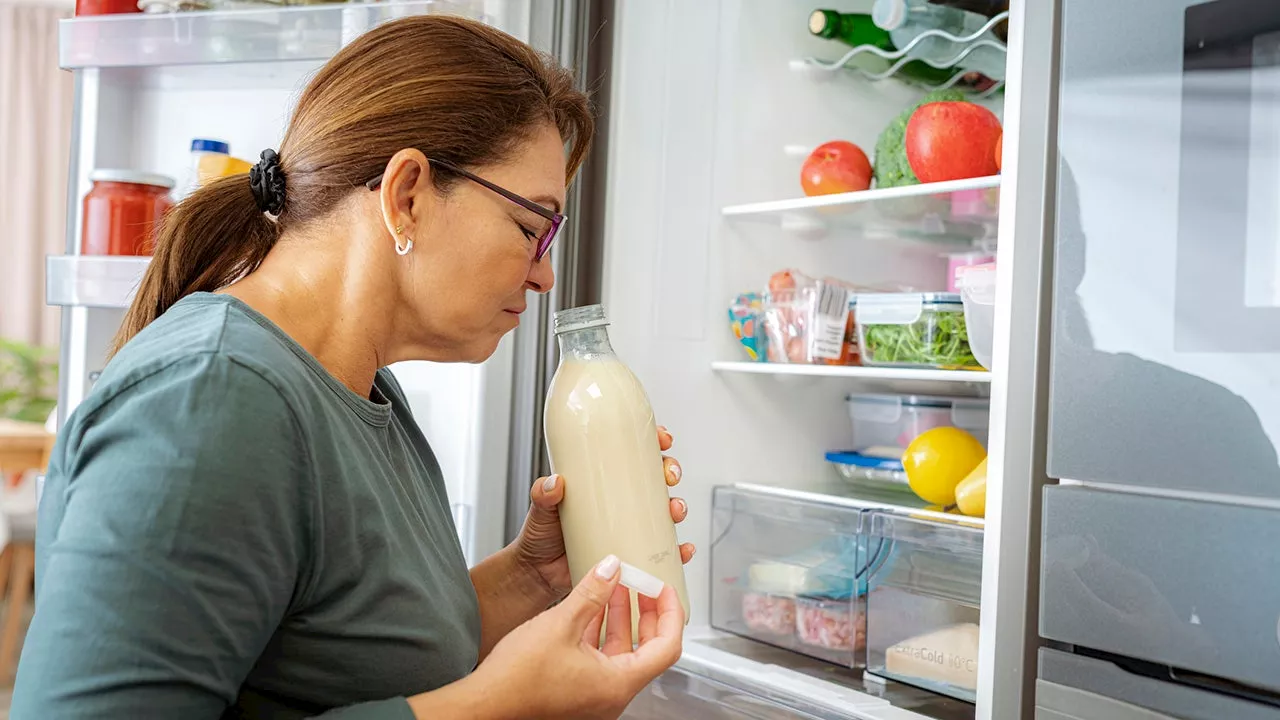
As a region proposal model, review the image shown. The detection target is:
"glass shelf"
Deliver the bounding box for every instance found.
[710,361,992,398]
[59,0,479,70]
[722,176,999,244]
[46,255,150,309]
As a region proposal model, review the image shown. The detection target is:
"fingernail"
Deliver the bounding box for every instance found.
[542,474,559,493]
[595,554,620,580]
[677,498,688,516]
[669,462,682,482]
[688,545,696,559]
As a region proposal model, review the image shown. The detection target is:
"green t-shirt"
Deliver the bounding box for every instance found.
[13,293,481,719]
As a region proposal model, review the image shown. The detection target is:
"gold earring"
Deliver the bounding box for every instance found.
[395,225,404,235]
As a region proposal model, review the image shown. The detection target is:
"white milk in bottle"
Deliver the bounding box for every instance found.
[544,305,690,632]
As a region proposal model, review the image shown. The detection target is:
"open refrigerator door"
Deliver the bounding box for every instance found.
[601,1,1053,719]
[46,0,561,566]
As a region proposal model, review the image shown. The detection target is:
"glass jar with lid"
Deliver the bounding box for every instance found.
[81,169,175,256]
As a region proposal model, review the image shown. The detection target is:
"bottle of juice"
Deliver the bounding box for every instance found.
[544,305,690,632]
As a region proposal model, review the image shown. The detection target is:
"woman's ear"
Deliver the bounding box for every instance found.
[378,148,432,244]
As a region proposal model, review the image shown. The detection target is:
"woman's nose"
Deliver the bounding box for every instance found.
[526,253,555,294]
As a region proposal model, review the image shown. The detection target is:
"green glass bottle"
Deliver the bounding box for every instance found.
[808,8,963,87]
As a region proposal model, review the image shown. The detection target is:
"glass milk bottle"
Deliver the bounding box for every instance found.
[544,305,691,631]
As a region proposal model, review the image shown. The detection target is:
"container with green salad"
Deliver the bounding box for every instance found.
[855,293,981,370]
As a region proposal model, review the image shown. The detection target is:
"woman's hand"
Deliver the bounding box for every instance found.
[514,426,694,598]
[437,555,684,720]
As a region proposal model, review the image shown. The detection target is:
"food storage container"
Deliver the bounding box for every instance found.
[824,451,910,493]
[855,293,981,370]
[846,393,990,458]
[865,511,984,703]
[741,591,796,635]
[795,595,867,656]
[710,485,893,668]
[944,251,995,293]
[955,263,996,371]
[81,170,175,256]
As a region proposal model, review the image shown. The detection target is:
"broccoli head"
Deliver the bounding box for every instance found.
[873,89,968,189]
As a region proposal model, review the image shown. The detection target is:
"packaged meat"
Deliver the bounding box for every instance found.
[795,595,867,654]
[742,592,797,635]
[762,271,859,366]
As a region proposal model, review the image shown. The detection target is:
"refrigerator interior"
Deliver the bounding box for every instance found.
[45,0,1044,718]
[601,1,1011,718]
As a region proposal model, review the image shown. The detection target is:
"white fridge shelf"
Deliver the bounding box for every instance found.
[46,255,150,309]
[722,176,999,243]
[59,0,477,69]
[712,361,991,397]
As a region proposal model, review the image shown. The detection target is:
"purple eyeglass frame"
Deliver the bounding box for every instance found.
[365,158,564,262]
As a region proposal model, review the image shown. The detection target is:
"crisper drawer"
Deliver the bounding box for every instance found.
[866,512,983,703]
[710,486,885,669]
[1041,485,1280,696]
[621,666,828,720]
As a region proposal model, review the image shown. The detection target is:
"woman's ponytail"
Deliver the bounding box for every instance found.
[110,174,277,357]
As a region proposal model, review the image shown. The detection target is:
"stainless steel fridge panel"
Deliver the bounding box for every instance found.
[1047,0,1280,498]
[1038,648,1280,720]
[1041,485,1280,696]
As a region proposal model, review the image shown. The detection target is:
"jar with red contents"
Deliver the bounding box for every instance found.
[81,170,175,256]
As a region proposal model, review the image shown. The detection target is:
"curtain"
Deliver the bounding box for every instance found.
[0,1,73,348]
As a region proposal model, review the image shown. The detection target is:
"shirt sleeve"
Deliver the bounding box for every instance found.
[11,355,413,719]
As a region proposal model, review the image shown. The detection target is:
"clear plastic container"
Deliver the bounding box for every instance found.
[825,451,910,492]
[855,293,981,370]
[710,486,889,668]
[795,595,867,656]
[866,512,983,703]
[955,263,996,371]
[741,591,796,636]
[846,393,990,458]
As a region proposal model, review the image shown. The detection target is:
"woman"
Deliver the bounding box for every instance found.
[13,14,692,720]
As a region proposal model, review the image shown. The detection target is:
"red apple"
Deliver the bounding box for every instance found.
[995,132,1003,172]
[800,140,872,196]
[905,102,1002,183]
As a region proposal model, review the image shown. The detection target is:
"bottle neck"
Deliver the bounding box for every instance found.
[556,326,615,360]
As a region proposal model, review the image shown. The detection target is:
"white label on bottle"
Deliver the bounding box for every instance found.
[811,284,851,360]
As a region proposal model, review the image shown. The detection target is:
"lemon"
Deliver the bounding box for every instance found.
[955,457,989,518]
[902,427,987,506]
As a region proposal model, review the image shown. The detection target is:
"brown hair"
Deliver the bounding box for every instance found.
[112,14,593,355]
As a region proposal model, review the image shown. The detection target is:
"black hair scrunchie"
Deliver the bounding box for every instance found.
[248,149,287,216]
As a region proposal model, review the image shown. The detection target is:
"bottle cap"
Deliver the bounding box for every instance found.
[619,562,665,599]
[872,0,907,31]
[191,138,230,155]
[808,9,839,38]
[553,304,610,334]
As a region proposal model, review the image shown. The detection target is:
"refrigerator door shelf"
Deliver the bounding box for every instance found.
[58,0,482,70]
[46,255,150,309]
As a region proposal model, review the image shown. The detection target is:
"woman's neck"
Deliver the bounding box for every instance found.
[222,228,396,399]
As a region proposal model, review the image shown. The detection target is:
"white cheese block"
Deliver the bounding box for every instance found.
[884,622,980,691]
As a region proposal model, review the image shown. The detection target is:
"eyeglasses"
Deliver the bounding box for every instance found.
[365,158,564,262]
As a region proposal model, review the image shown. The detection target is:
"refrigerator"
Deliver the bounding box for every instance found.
[1037,0,1280,718]
[44,1,1072,719]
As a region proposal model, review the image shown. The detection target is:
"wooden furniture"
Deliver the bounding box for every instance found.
[0,419,51,683]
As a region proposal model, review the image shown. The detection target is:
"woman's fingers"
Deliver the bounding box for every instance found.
[636,592,660,646]
[581,605,606,649]
[668,497,688,523]
[679,543,696,564]
[530,473,564,509]
[601,585,634,656]
[662,457,681,487]
[656,425,673,451]
[619,586,684,676]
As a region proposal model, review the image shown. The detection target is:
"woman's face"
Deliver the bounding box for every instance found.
[388,125,566,363]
